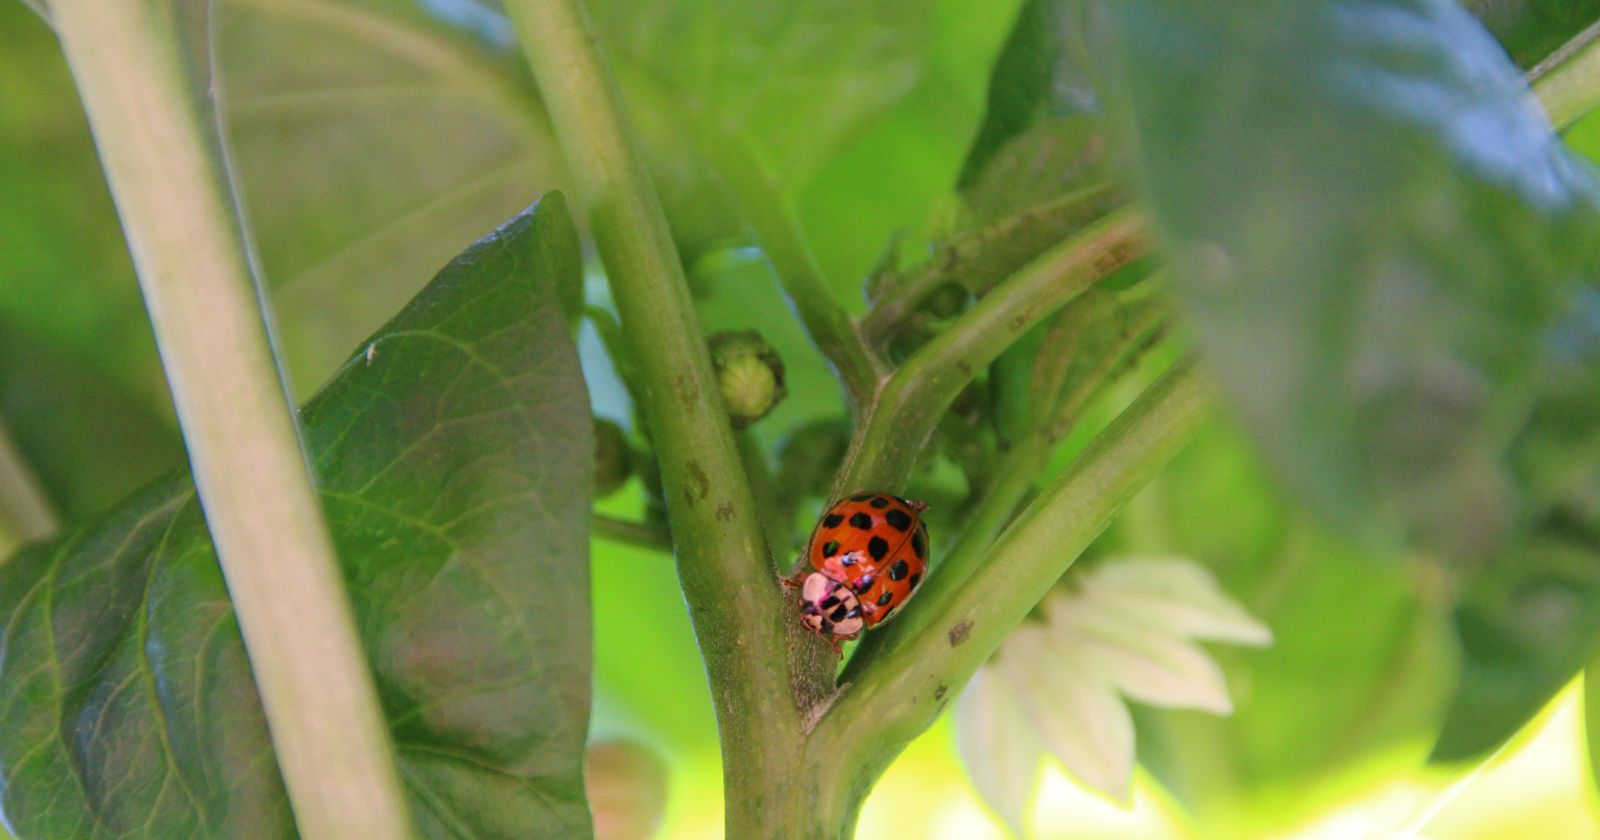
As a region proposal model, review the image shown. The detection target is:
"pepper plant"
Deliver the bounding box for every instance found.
[3,0,1600,838]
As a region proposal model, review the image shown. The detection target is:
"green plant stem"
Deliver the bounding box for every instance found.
[49,1,412,836]
[702,126,887,408]
[859,183,1124,345]
[505,1,835,833]
[738,430,796,568]
[593,513,673,551]
[805,361,1208,832]
[0,416,59,559]
[1531,20,1600,129]
[832,208,1148,498]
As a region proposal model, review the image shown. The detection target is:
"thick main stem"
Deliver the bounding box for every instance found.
[50,1,411,836]
[505,1,834,833]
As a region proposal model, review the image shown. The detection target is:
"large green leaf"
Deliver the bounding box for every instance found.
[0,198,594,838]
[1101,0,1600,554]
[1121,421,1457,833]
[583,0,1019,291]
[1466,0,1600,68]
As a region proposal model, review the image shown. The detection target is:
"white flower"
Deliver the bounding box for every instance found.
[955,556,1272,836]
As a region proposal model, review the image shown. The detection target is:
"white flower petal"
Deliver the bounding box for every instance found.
[1072,556,1272,646]
[1001,626,1135,802]
[956,663,1045,837]
[1066,620,1235,714]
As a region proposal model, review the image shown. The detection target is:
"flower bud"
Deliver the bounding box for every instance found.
[593,419,632,498]
[708,330,786,428]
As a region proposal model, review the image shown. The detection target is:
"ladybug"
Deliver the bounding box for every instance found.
[785,491,930,653]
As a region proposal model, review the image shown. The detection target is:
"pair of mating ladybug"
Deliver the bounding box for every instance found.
[784,491,930,653]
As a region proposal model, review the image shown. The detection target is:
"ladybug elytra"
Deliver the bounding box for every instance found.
[785,491,929,653]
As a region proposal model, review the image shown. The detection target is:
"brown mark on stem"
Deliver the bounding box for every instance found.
[687,459,710,500]
[948,620,973,647]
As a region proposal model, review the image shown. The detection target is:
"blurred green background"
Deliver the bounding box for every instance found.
[7,0,1600,836]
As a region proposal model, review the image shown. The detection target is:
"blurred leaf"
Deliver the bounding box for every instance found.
[0,325,182,520]
[0,5,178,509]
[220,0,571,394]
[585,740,670,840]
[1101,0,1600,557]
[1432,514,1600,760]
[0,200,594,838]
[1465,0,1600,68]
[1123,421,1459,832]
[957,557,1268,820]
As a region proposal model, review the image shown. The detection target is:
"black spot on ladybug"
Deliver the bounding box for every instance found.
[830,604,850,622]
[948,619,973,646]
[888,558,908,580]
[823,513,844,528]
[822,539,841,557]
[849,512,873,529]
[911,529,927,559]
[869,496,889,509]
[845,607,861,619]
[821,595,839,609]
[884,509,912,532]
[934,684,947,701]
[850,493,873,501]
[869,537,890,562]
[877,590,894,607]
[907,572,921,591]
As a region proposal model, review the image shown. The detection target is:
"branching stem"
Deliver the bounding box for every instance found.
[832,208,1148,499]
[808,360,1208,828]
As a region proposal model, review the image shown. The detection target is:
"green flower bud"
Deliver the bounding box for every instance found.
[708,330,786,428]
[593,419,633,498]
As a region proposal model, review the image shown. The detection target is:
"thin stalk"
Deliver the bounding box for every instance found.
[593,513,672,552]
[49,1,411,836]
[833,208,1148,498]
[859,183,1125,345]
[1530,19,1600,129]
[808,361,1208,832]
[504,1,834,833]
[702,126,886,408]
[0,417,59,558]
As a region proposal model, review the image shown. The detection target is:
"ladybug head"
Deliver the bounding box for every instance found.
[797,572,864,641]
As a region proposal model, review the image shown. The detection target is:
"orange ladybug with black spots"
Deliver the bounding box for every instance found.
[785,491,929,653]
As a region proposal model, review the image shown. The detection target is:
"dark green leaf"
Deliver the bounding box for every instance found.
[0,198,594,838]
[1102,0,1600,554]
[1432,510,1600,760]
[1466,0,1600,68]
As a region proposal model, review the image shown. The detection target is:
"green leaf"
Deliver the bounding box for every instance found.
[1465,0,1600,68]
[1122,421,1458,833]
[0,198,594,838]
[584,0,1020,289]
[1432,513,1600,760]
[1101,0,1600,554]
[220,0,572,393]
